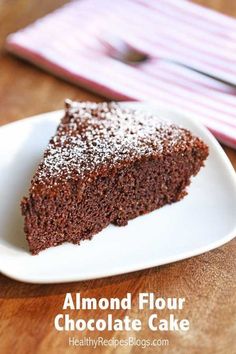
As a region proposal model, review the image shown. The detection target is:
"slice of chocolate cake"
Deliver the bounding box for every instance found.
[21,101,208,254]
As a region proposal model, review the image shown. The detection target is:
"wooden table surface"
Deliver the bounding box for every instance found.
[0,1,235,353]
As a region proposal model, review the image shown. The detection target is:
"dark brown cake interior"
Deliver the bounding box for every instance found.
[21,101,209,254]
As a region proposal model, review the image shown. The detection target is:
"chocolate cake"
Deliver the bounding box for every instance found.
[21,101,209,254]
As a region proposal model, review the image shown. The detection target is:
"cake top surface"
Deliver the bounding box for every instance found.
[32,100,199,189]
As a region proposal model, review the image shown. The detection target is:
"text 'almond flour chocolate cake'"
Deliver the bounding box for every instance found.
[21,101,209,254]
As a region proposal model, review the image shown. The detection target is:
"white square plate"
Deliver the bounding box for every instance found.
[0,102,235,283]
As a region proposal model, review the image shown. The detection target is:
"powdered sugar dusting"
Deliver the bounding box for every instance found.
[33,101,193,187]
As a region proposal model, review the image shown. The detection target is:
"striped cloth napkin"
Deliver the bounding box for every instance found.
[6,0,236,148]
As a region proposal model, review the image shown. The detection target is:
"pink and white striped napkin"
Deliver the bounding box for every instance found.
[6,0,236,148]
